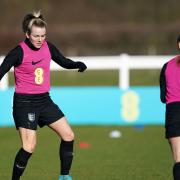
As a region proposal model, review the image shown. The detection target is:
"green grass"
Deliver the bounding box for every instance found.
[8,69,160,87]
[0,126,173,180]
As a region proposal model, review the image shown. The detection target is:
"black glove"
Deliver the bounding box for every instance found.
[76,61,87,72]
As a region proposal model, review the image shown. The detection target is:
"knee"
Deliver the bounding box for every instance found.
[63,131,75,141]
[22,141,36,153]
[174,156,180,163]
[172,150,180,162]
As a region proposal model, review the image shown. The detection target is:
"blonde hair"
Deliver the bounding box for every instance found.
[22,10,47,34]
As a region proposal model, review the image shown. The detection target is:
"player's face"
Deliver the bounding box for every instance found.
[26,25,46,49]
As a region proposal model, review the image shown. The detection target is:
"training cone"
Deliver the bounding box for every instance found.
[79,141,90,149]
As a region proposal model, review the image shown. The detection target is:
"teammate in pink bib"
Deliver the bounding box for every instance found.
[160,35,180,180]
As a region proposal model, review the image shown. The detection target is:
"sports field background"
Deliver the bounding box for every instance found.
[0,69,170,180]
[8,69,160,87]
[0,0,175,179]
[0,126,172,180]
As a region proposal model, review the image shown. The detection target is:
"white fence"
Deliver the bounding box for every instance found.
[0,54,173,90]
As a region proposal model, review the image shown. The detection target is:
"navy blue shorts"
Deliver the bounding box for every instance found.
[165,102,180,138]
[13,92,64,130]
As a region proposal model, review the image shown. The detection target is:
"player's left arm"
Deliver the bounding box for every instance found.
[47,41,87,72]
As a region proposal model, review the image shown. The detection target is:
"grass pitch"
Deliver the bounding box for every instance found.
[0,126,172,180]
[8,69,160,87]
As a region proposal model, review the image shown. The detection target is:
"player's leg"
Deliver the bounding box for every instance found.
[48,117,74,180]
[165,102,180,180]
[169,137,180,180]
[12,128,37,180]
[39,95,74,179]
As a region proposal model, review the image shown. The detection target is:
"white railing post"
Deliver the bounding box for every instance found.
[119,54,129,90]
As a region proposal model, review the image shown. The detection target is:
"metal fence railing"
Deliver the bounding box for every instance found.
[0,54,173,90]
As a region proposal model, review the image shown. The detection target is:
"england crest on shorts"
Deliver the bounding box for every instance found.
[28,113,35,122]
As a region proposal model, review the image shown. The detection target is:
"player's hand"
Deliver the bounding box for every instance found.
[76,62,87,72]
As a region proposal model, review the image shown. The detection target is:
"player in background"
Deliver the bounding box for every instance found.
[160,35,180,180]
[0,11,87,180]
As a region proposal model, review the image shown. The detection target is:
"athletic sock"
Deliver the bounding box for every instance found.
[60,140,74,175]
[173,162,180,180]
[12,148,32,180]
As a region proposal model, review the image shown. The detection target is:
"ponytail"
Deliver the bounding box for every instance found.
[22,10,47,34]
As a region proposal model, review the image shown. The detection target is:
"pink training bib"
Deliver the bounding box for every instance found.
[166,56,180,103]
[14,40,51,94]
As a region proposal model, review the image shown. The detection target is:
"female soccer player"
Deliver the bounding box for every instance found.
[0,11,87,180]
[160,35,180,180]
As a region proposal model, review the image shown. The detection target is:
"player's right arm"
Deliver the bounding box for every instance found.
[0,46,23,81]
[159,62,167,103]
